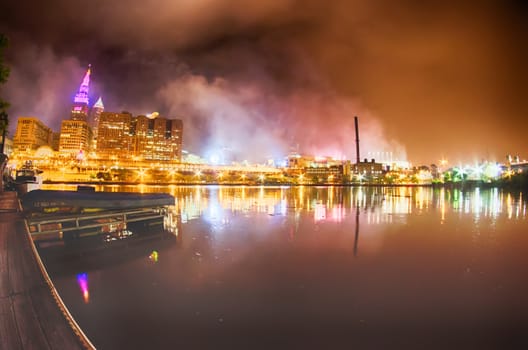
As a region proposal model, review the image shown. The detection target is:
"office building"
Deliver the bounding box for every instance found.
[131,114,183,161]
[97,111,132,158]
[12,117,53,154]
[58,120,93,156]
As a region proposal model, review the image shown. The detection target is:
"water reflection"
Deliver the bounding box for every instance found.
[41,184,527,234]
[157,186,527,230]
[41,184,526,250]
[76,272,90,304]
[39,185,528,349]
[155,186,527,260]
[354,207,360,257]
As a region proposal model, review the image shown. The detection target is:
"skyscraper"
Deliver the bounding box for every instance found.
[71,65,91,122]
[59,65,93,156]
[90,96,104,149]
[97,111,132,158]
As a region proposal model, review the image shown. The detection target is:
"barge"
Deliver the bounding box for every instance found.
[22,188,175,215]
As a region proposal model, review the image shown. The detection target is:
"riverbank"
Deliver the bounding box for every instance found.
[43,179,433,187]
[41,179,528,192]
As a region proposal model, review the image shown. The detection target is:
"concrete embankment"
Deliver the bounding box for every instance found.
[0,191,93,349]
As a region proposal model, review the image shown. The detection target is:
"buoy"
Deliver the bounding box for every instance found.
[149,250,159,262]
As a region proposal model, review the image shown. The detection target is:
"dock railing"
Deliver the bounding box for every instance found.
[27,207,167,242]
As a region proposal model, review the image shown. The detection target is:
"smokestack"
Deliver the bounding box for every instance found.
[354,116,360,164]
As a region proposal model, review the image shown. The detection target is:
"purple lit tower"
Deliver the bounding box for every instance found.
[71,65,91,121]
[58,65,94,155]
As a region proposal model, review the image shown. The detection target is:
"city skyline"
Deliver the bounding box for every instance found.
[1,1,526,164]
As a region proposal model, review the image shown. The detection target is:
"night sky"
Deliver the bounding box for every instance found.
[1,0,526,164]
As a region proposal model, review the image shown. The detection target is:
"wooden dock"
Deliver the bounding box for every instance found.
[0,191,93,349]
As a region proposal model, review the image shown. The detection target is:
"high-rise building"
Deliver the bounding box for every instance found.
[12,117,53,154]
[167,118,183,161]
[90,96,104,149]
[131,114,183,161]
[59,66,93,155]
[97,111,132,158]
[71,65,91,122]
[59,120,93,156]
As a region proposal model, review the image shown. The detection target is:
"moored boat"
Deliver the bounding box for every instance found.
[22,188,175,215]
[13,161,43,194]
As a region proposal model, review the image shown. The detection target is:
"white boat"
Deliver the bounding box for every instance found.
[14,161,43,194]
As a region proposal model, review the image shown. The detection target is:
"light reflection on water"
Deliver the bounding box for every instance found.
[40,185,528,349]
[42,184,527,224]
[149,186,526,231]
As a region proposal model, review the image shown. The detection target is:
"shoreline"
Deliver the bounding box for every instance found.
[44,180,431,187]
[41,179,528,191]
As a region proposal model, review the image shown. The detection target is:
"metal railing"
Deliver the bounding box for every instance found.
[27,207,166,240]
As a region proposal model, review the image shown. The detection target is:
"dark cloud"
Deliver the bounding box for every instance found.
[1,0,526,164]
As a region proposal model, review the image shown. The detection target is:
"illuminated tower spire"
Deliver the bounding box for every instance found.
[74,64,91,105]
[93,96,104,109]
[71,65,91,121]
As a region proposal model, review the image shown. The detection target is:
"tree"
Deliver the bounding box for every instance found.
[0,33,9,119]
[0,34,10,192]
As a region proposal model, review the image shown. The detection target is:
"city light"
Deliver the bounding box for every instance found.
[210,153,220,165]
[137,168,147,182]
[5,66,526,187]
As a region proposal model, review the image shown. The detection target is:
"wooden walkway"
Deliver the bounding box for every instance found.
[0,191,93,349]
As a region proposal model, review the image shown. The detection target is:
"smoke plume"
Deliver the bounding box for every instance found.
[1,0,525,163]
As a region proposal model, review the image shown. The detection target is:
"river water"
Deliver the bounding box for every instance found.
[38,185,528,349]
